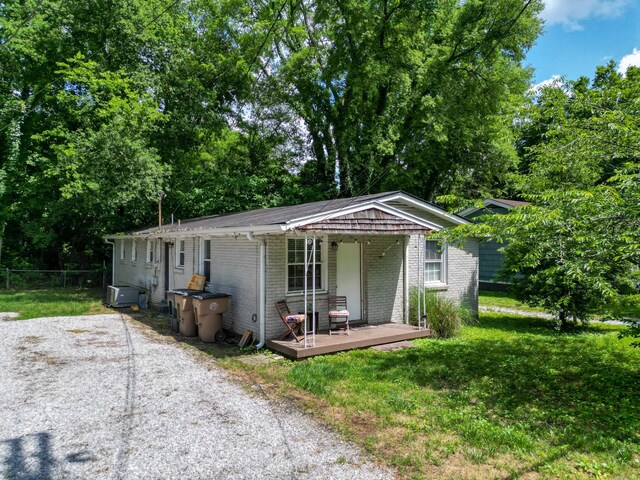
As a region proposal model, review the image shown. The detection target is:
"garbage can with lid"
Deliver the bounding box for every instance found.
[170,289,203,337]
[192,293,231,342]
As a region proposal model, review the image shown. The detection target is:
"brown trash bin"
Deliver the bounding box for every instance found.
[192,293,231,342]
[171,289,203,337]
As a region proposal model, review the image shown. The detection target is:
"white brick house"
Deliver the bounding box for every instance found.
[104,192,478,347]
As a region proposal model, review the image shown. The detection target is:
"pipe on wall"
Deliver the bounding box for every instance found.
[246,232,266,349]
[104,238,116,286]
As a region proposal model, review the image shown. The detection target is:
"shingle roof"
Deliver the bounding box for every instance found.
[132,191,404,235]
[491,199,530,207]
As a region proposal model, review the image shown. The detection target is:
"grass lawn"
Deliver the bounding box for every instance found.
[0,288,111,319]
[479,290,547,313]
[222,313,640,479]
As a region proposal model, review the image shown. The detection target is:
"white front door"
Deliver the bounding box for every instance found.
[336,242,362,320]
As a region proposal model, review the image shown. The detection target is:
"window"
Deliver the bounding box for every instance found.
[202,239,211,282]
[120,241,125,261]
[286,237,324,293]
[176,240,185,268]
[131,240,138,263]
[146,240,154,264]
[424,240,446,284]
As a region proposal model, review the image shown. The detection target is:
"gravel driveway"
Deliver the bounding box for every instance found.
[0,314,392,480]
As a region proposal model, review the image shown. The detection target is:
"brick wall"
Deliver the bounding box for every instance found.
[407,236,479,314]
[363,236,405,324]
[208,237,260,339]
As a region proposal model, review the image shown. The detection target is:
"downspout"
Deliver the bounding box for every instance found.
[247,232,266,349]
[104,239,115,285]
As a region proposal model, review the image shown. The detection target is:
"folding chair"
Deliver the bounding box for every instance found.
[275,300,306,342]
[328,296,350,335]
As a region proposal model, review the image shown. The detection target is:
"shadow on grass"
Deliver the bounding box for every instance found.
[128,310,250,360]
[290,314,640,460]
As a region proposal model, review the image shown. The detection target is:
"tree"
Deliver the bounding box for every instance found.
[249,0,543,199]
[450,64,640,327]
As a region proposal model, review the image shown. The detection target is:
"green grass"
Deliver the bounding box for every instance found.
[0,288,111,319]
[479,290,547,313]
[224,314,640,479]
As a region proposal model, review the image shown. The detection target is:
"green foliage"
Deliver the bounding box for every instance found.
[250,0,543,199]
[409,287,474,338]
[447,64,640,328]
[0,0,544,270]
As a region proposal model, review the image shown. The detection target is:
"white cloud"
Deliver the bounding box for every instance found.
[618,48,640,74]
[528,75,564,93]
[542,0,630,31]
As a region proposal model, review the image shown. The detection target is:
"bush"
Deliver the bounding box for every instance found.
[409,287,474,338]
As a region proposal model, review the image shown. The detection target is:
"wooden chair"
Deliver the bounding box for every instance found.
[275,300,306,342]
[328,296,350,335]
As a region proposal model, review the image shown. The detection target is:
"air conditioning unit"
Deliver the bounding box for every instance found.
[107,285,140,308]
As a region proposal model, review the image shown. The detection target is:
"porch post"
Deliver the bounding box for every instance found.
[403,235,409,324]
[304,232,308,347]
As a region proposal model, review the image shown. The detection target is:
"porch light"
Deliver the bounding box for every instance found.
[331,241,338,251]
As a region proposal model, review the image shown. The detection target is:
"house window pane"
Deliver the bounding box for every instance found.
[286,238,323,292]
[425,263,441,282]
[424,240,444,284]
[288,264,305,291]
[203,240,211,281]
[176,240,185,267]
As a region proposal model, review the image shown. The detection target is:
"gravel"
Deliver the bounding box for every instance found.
[0,314,393,480]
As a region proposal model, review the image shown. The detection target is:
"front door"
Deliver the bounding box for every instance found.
[336,242,362,321]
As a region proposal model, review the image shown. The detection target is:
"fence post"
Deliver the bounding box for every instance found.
[6,268,9,289]
[63,271,67,288]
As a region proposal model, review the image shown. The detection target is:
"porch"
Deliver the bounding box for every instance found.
[266,323,431,359]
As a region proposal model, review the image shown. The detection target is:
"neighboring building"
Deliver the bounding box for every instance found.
[458,198,529,289]
[105,191,478,346]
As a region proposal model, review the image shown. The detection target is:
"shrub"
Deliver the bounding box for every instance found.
[409,287,474,338]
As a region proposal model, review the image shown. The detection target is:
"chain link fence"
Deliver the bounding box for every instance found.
[1,269,108,290]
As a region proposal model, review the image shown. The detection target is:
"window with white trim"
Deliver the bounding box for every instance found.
[120,241,125,261]
[146,240,155,264]
[202,239,211,281]
[424,240,446,284]
[131,240,138,263]
[286,237,325,293]
[176,240,185,268]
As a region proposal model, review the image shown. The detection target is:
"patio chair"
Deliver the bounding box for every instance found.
[328,296,350,335]
[275,300,306,342]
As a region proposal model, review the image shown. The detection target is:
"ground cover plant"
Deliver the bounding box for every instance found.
[224,313,640,479]
[0,288,110,319]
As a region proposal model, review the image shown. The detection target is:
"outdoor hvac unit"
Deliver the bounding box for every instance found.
[107,285,140,308]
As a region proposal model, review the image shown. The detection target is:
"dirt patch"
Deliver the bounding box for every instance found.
[67,329,91,334]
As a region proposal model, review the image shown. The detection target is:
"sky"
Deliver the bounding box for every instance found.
[525,0,640,87]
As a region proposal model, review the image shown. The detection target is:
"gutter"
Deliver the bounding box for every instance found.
[246,232,266,349]
[104,238,115,285]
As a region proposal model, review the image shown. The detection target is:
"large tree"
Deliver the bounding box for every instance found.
[250,0,543,199]
[453,64,640,326]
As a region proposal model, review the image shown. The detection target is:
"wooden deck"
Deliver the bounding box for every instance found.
[266,323,431,359]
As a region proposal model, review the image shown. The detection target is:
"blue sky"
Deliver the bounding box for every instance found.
[525,0,640,86]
